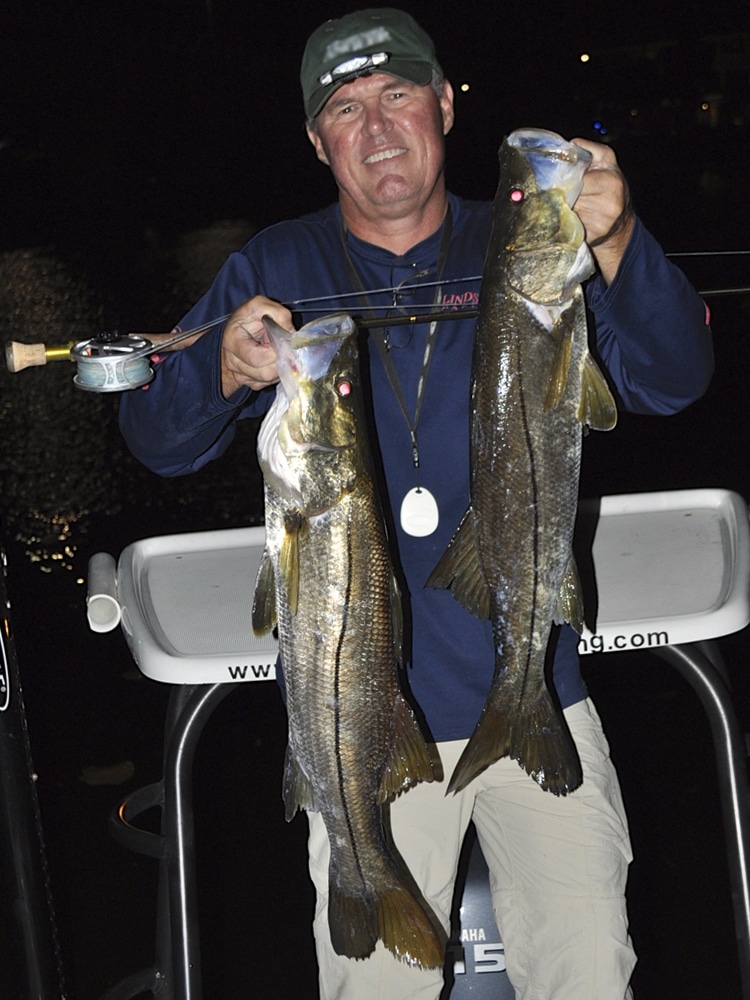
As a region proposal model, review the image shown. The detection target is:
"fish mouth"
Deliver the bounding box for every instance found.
[364,147,408,164]
[263,313,355,403]
[508,128,592,206]
[262,311,358,453]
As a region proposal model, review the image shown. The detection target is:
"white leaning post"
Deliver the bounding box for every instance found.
[88,490,750,999]
[576,488,750,999]
[116,524,278,686]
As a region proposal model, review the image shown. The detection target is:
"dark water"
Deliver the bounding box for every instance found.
[0,230,317,998]
[1,208,750,998]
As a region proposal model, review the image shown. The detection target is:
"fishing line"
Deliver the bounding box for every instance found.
[71,318,231,391]
[286,274,480,307]
[31,248,750,392]
[72,335,156,392]
[288,252,750,307]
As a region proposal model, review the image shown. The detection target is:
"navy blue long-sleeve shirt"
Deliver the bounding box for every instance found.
[119,193,713,742]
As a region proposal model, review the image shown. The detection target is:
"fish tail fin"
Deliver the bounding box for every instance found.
[447,687,582,796]
[377,881,447,969]
[328,885,379,961]
[328,879,446,969]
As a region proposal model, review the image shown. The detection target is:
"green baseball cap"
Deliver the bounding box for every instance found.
[301,8,443,118]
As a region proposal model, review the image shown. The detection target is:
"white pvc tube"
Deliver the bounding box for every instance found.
[86,552,121,633]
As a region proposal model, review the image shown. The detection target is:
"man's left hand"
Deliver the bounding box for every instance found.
[572,137,635,284]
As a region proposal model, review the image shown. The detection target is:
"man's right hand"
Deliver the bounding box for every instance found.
[221,296,292,399]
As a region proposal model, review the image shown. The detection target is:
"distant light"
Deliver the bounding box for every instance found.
[701,101,710,111]
[460,82,470,93]
[630,108,638,117]
[593,121,602,130]
[580,53,590,63]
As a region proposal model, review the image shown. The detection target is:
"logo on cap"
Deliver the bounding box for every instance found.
[324,27,392,62]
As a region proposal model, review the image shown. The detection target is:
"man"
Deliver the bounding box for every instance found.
[119,9,713,998]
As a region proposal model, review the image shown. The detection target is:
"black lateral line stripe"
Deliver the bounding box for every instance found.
[515,346,539,706]
[334,497,367,889]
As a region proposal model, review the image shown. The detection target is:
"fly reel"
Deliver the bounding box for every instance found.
[71,332,155,392]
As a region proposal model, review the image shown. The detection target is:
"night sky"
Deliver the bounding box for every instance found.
[3,0,748,260]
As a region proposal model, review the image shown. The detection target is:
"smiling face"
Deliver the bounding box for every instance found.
[306,73,455,247]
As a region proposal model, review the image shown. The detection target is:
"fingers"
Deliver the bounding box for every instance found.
[221,296,291,399]
[571,136,618,169]
[570,138,634,284]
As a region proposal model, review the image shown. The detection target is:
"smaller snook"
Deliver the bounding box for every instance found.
[253,313,445,968]
[428,129,617,796]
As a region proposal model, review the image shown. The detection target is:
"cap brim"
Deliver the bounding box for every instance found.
[305,61,435,119]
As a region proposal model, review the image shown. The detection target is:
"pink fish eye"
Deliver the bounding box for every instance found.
[337,380,352,397]
[509,188,524,202]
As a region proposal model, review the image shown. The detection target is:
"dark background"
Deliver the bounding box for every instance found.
[1,1,750,997]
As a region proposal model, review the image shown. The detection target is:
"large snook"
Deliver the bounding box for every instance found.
[427,129,617,796]
[252,313,445,968]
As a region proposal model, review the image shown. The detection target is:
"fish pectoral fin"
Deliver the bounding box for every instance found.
[251,548,277,636]
[579,353,618,430]
[554,556,585,633]
[282,744,316,821]
[377,694,443,804]
[544,322,574,411]
[425,508,490,619]
[280,511,307,615]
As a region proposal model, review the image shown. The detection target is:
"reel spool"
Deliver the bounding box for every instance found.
[71,332,155,392]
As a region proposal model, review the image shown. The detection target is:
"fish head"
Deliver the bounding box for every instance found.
[493,128,595,304]
[258,313,364,514]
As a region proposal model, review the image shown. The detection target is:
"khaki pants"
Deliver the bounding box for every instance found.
[308,698,636,999]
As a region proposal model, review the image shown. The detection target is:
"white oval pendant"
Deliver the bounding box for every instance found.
[400,487,439,537]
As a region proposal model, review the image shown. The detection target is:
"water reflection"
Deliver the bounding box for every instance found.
[0,220,261,574]
[0,249,111,570]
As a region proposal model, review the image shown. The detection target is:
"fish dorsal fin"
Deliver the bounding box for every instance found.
[377,694,443,804]
[579,354,618,430]
[282,743,316,820]
[251,547,277,636]
[280,511,306,615]
[425,508,490,619]
[553,555,585,633]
